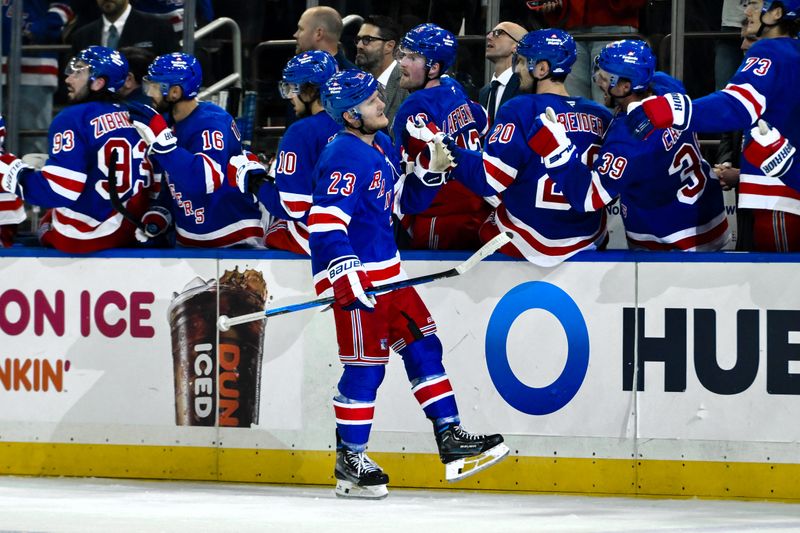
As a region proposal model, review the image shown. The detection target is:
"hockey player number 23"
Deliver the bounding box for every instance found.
[670,143,706,204]
[327,171,355,196]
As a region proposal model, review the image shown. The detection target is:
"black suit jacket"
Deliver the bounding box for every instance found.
[479,73,521,119]
[70,9,179,57]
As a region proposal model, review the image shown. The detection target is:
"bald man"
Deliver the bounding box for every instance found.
[294,6,357,70]
[479,21,527,125]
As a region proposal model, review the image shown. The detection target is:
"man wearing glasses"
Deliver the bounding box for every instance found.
[479,22,527,126]
[354,15,409,133]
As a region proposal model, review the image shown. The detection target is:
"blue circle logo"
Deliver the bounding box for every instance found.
[485,281,589,415]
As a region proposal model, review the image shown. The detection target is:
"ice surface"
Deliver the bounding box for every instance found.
[0,476,798,533]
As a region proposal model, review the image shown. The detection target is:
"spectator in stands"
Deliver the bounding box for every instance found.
[130,52,265,248]
[354,15,408,133]
[294,6,357,71]
[538,0,646,104]
[2,1,75,154]
[479,22,527,126]
[716,0,748,91]
[130,0,214,34]
[70,0,178,57]
[118,46,156,105]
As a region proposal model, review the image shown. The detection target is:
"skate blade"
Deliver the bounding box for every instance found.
[334,480,389,500]
[445,442,510,482]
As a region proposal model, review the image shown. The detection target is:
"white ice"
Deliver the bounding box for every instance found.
[0,476,799,533]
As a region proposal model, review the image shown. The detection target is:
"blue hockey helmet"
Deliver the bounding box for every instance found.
[649,71,686,96]
[67,46,128,93]
[596,39,655,92]
[144,53,203,99]
[763,0,800,20]
[400,23,458,72]
[321,69,379,126]
[280,50,339,99]
[515,29,577,75]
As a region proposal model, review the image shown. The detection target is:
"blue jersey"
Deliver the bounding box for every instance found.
[151,102,264,247]
[693,38,800,215]
[257,111,340,254]
[308,131,431,296]
[550,111,730,251]
[17,101,153,252]
[452,93,612,266]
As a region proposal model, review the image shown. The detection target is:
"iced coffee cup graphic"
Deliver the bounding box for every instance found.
[168,268,267,427]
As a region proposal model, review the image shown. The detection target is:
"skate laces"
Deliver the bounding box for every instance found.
[452,425,482,441]
[345,450,381,474]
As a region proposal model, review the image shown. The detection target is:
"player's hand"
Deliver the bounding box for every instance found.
[0,153,31,196]
[743,119,795,178]
[528,107,575,169]
[127,102,176,155]
[626,92,692,140]
[135,206,173,243]
[713,163,740,191]
[327,255,376,312]
[228,151,268,195]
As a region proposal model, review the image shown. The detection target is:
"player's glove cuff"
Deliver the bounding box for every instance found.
[327,255,376,312]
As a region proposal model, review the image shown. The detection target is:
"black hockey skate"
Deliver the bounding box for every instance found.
[435,424,509,482]
[334,448,390,500]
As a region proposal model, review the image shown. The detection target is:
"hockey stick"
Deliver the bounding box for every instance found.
[106,149,157,239]
[217,231,512,331]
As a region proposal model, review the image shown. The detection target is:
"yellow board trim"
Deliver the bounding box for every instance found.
[3,442,800,501]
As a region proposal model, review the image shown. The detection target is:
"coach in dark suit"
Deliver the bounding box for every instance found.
[478,22,527,126]
[70,0,179,57]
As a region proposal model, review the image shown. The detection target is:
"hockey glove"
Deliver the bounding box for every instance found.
[743,120,796,178]
[228,151,269,195]
[405,116,456,159]
[528,107,575,169]
[626,93,692,140]
[413,131,456,187]
[328,255,376,312]
[0,153,31,196]
[127,102,176,156]
[135,206,173,243]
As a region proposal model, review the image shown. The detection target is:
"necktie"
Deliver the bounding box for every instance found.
[487,79,501,125]
[107,25,119,49]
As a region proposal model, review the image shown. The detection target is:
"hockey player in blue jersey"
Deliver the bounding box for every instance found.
[131,52,265,247]
[392,23,493,250]
[528,40,730,251]
[0,46,159,253]
[309,69,508,499]
[0,116,26,247]
[410,29,612,265]
[229,50,340,254]
[626,0,800,251]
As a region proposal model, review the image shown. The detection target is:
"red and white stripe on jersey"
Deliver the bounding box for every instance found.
[333,399,374,426]
[2,57,60,87]
[41,165,87,201]
[0,194,25,225]
[175,218,265,248]
[199,153,224,193]
[307,205,350,234]
[626,211,730,251]
[482,152,517,193]
[313,251,404,296]
[494,205,607,267]
[585,170,616,211]
[721,83,766,123]
[265,218,310,254]
[278,191,312,218]
[390,321,437,353]
[739,172,800,216]
[48,3,75,24]
[411,375,454,409]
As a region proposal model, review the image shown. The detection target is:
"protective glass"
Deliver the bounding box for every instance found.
[486,29,519,43]
[395,47,425,63]
[354,35,389,46]
[64,58,90,77]
[142,76,171,96]
[279,81,301,99]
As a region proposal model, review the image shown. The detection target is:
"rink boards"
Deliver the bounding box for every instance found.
[1,248,800,501]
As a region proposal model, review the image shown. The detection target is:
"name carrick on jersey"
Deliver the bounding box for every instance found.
[692,38,800,214]
[152,102,265,247]
[308,131,432,296]
[452,93,612,266]
[18,101,153,253]
[550,111,730,251]
[257,110,340,254]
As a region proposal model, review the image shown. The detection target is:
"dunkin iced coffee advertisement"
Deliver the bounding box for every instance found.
[169,268,267,428]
